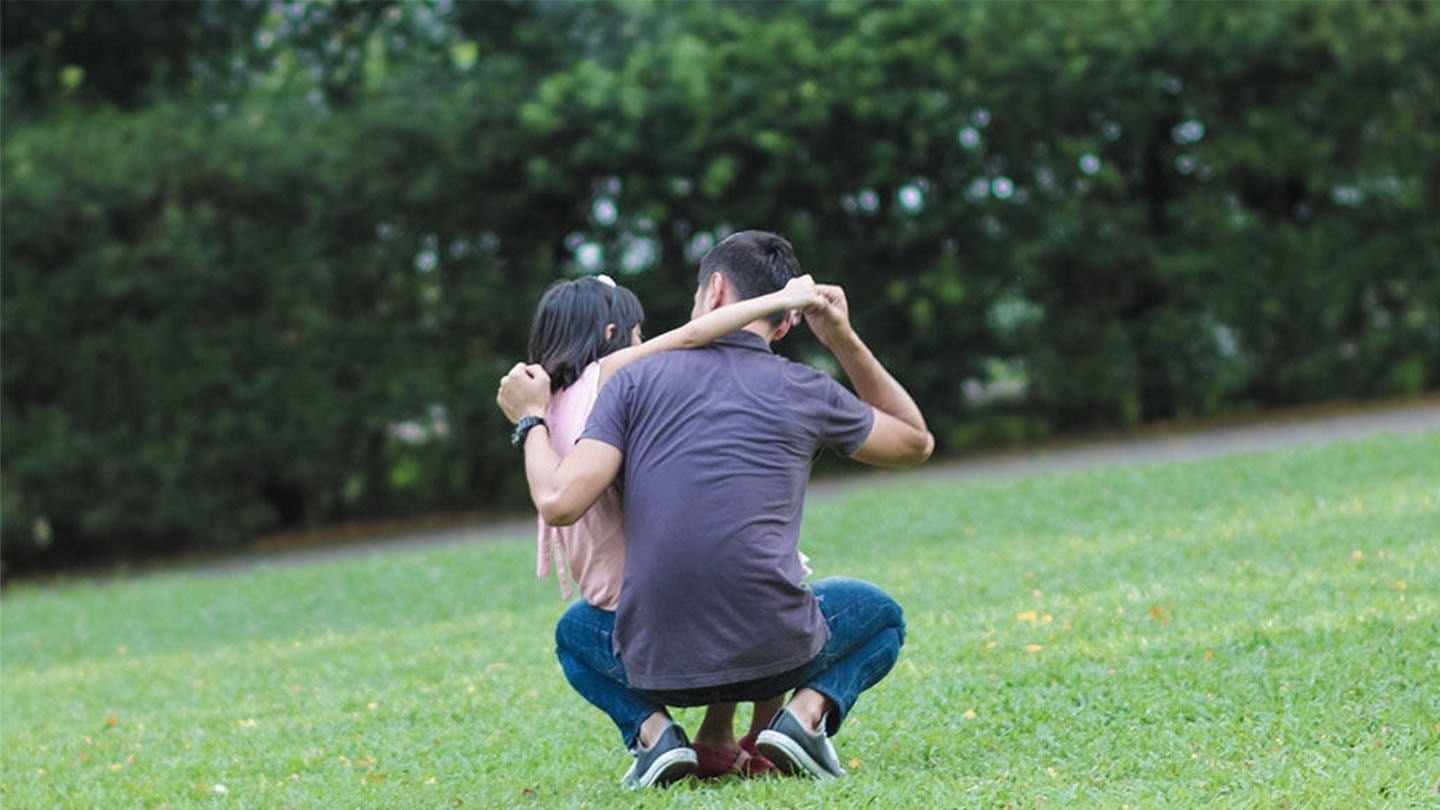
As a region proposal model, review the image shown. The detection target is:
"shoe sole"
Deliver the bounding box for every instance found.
[755,729,841,780]
[622,748,698,789]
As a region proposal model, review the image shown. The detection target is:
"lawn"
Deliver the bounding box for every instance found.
[3,433,1437,808]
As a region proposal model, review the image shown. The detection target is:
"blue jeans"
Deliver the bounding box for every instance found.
[553,576,906,748]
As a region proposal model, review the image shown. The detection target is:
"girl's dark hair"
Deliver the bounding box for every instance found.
[527,277,645,392]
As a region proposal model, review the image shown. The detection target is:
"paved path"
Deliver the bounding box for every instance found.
[214,397,1438,577]
[820,397,1440,497]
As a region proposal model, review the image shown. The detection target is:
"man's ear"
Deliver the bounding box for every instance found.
[771,313,793,342]
[706,271,727,309]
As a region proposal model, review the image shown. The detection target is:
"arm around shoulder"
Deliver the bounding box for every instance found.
[524,433,624,525]
[597,275,820,387]
[498,361,624,523]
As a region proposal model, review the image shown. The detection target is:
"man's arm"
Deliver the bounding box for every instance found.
[496,363,624,525]
[804,285,935,469]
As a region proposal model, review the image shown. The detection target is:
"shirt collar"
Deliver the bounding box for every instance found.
[712,329,774,353]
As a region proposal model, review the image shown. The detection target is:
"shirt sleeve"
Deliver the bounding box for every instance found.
[580,368,630,452]
[817,376,875,457]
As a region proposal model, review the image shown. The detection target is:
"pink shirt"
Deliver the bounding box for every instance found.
[536,362,626,611]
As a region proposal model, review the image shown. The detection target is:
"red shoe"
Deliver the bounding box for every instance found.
[738,733,781,777]
[692,742,747,779]
[693,738,781,779]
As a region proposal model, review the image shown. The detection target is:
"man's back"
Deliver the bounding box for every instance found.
[582,331,873,690]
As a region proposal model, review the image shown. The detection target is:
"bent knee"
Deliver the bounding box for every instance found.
[554,600,610,650]
[814,576,905,630]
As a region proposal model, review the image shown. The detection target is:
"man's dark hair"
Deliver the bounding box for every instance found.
[528,277,646,392]
[697,230,802,327]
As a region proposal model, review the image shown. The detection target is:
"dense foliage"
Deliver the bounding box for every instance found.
[4,1,1438,572]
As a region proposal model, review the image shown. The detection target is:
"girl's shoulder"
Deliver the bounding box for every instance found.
[554,360,600,384]
[548,361,604,426]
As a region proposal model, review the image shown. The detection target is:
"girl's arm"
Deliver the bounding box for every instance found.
[597,274,820,387]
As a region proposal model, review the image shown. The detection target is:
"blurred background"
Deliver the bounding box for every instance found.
[3,0,1437,578]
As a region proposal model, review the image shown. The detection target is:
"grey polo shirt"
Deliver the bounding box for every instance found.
[581,330,874,690]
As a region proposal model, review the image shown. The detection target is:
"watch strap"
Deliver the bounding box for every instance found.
[511,415,547,447]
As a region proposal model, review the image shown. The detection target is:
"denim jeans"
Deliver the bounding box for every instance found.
[553,576,906,747]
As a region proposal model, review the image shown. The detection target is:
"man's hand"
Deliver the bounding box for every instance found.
[799,281,935,468]
[497,363,551,424]
[802,284,857,350]
[498,361,623,525]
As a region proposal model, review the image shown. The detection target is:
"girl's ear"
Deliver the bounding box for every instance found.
[604,323,617,342]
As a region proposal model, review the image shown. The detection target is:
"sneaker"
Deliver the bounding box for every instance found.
[620,721,698,789]
[738,733,781,776]
[755,707,846,779]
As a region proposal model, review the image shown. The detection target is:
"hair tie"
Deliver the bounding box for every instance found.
[594,274,617,288]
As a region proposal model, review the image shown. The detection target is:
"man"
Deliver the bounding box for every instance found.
[497,230,933,787]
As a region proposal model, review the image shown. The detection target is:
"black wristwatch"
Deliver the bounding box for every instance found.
[510,415,547,447]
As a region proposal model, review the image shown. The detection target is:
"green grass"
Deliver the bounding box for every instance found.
[4,434,1439,808]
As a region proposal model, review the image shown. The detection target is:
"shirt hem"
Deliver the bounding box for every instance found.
[624,629,829,692]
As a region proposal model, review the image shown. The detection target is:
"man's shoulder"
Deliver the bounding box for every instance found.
[613,345,713,382]
[774,353,845,390]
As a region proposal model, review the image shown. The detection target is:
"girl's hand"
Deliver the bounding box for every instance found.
[779,274,822,310]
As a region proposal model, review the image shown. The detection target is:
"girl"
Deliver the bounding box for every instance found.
[528,272,820,779]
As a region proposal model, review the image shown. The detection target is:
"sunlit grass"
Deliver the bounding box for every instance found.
[3,433,1438,807]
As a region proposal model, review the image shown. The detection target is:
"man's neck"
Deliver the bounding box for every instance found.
[741,321,777,342]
